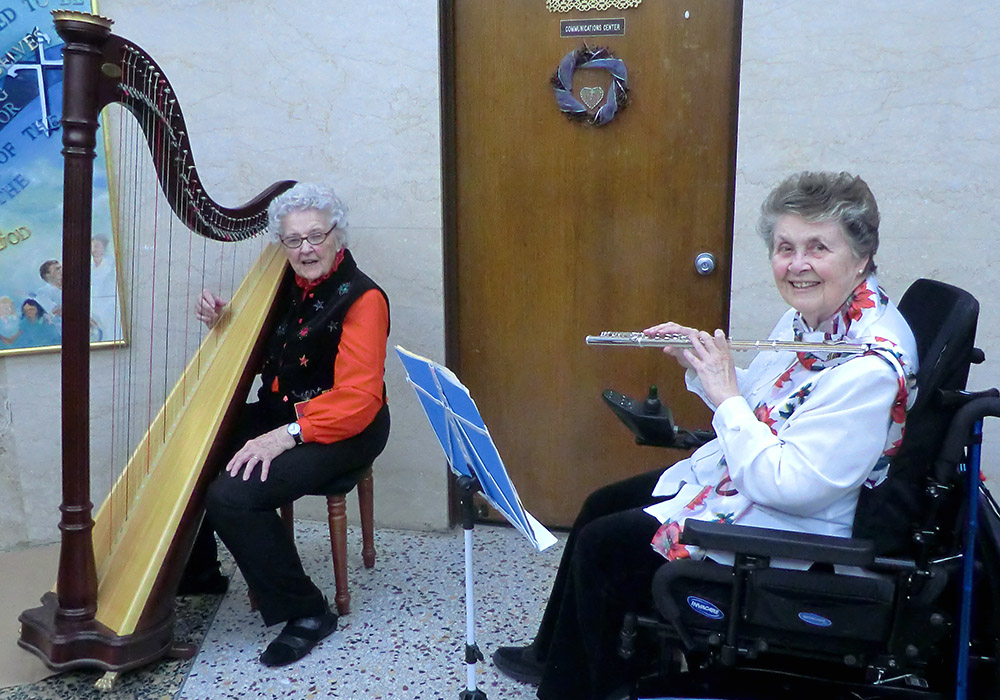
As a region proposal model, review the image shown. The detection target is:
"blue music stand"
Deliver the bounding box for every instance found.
[396,346,556,700]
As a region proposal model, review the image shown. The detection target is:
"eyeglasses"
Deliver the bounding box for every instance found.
[279,225,335,249]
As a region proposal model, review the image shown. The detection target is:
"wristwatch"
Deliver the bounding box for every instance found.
[286,421,303,445]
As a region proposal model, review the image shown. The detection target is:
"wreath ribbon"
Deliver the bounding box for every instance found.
[552,46,629,126]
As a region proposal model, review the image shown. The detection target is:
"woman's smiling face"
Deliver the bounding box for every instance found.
[770,214,868,329]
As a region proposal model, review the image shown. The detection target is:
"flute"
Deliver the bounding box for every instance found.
[585,331,872,354]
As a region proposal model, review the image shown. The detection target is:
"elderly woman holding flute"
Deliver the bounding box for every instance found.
[493,171,919,700]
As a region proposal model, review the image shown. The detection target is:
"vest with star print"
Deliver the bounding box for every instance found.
[258,249,388,422]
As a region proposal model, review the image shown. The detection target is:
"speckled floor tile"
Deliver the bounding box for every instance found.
[177,523,564,700]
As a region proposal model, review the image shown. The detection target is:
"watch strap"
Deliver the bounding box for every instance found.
[287,421,304,445]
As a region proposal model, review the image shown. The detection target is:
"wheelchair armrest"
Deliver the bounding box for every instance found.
[679,519,876,567]
[939,386,1000,407]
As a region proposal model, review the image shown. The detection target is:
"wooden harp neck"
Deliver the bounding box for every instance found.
[54,10,295,240]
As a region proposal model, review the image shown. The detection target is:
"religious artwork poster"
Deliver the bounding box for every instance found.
[0,1,122,356]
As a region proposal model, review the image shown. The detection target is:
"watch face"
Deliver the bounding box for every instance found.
[287,422,301,437]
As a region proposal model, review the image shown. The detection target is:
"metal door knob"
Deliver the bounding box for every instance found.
[694,252,716,275]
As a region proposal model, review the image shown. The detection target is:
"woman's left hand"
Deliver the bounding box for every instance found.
[225,425,297,482]
[685,329,740,407]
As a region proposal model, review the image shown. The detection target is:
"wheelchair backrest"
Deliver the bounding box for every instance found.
[852,278,980,557]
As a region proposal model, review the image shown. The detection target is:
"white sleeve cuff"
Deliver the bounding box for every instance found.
[712,395,755,433]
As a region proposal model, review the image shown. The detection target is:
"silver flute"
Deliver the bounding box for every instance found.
[585,331,872,354]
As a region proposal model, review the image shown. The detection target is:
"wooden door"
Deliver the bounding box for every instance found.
[442,0,742,527]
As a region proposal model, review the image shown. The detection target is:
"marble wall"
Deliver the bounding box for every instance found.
[0,1,997,550]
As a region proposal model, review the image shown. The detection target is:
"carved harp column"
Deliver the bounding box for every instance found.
[18,11,295,674]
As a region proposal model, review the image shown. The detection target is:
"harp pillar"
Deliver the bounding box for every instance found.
[17,13,177,672]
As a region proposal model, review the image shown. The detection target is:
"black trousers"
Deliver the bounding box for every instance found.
[197,402,390,627]
[534,469,667,700]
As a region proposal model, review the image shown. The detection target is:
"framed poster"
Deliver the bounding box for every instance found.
[0,0,121,356]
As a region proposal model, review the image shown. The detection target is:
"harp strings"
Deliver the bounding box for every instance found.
[94,46,266,557]
[101,46,153,550]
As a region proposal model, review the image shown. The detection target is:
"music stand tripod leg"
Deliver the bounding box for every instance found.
[458,475,487,700]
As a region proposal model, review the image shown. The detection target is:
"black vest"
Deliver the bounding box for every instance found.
[258,249,388,423]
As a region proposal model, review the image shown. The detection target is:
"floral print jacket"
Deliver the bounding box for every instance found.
[647,275,918,564]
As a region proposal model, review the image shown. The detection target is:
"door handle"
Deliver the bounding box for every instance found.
[694,252,716,276]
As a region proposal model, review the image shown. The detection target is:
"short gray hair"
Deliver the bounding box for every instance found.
[267,182,349,249]
[757,171,880,274]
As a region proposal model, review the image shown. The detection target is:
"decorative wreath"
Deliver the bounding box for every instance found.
[551,45,629,126]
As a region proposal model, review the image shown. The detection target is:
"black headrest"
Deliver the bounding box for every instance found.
[897,278,979,405]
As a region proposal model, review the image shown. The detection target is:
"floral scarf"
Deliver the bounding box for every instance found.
[650,276,917,561]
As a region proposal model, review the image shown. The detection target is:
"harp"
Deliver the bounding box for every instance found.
[18,11,295,681]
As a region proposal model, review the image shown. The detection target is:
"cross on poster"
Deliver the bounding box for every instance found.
[0,3,121,355]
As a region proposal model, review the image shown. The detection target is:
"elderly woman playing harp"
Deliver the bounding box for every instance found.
[182,182,389,667]
[492,171,919,700]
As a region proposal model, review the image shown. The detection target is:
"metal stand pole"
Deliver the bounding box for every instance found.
[458,475,487,700]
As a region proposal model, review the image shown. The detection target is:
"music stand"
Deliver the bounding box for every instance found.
[396,346,556,700]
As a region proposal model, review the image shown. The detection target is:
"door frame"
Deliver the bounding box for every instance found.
[438,0,462,525]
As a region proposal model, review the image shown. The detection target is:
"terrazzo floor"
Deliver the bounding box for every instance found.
[179,521,559,700]
[2,522,563,700]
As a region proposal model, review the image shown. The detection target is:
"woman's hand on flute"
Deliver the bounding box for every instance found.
[685,329,740,406]
[643,321,699,369]
[644,323,740,406]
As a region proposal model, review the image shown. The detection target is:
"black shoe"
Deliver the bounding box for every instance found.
[177,570,229,596]
[492,643,544,685]
[259,608,339,667]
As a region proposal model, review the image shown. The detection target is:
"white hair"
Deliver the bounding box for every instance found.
[267,182,349,248]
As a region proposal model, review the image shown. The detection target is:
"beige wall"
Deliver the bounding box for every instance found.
[0,2,997,550]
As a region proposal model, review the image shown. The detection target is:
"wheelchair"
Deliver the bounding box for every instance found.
[602,279,1000,700]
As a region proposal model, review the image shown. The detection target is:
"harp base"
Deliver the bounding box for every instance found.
[17,591,177,674]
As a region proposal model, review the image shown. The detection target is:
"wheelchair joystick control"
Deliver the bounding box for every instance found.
[602,385,718,450]
[601,386,677,447]
[643,385,662,414]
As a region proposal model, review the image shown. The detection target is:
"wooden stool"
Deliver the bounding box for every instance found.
[251,466,376,616]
